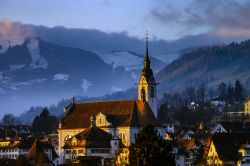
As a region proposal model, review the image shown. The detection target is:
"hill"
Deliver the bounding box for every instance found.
[0,38,164,116]
[157,40,250,93]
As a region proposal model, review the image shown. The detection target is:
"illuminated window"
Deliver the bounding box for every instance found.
[64,135,72,143]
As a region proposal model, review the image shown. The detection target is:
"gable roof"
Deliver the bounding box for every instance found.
[64,125,112,149]
[27,139,46,159]
[205,133,250,161]
[60,100,158,129]
[219,122,250,133]
[26,139,50,164]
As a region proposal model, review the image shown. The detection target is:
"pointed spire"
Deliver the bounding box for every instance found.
[146,31,149,58]
[144,31,150,69]
[90,110,96,127]
[72,96,75,103]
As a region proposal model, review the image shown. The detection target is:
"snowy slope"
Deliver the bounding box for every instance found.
[98,51,166,72]
[99,52,143,71]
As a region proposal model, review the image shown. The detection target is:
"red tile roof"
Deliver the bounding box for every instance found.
[60,100,158,129]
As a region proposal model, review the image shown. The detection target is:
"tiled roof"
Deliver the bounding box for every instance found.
[64,125,112,148]
[206,133,250,161]
[17,138,54,150]
[27,139,50,163]
[60,100,158,129]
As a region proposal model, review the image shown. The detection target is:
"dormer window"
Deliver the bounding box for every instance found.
[95,112,111,127]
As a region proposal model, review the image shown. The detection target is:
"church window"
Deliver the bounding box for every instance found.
[100,118,102,124]
[141,87,146,101]
[151,87,154,98]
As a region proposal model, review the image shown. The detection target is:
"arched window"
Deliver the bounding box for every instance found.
[151,86,154,98]
[141,87,146,101]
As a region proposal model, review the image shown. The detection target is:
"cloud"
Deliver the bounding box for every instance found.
[150,0,250,36]
[212,28,250,37]
[0,19,34,46]
[53,73,69,81]
[81,79,92,92]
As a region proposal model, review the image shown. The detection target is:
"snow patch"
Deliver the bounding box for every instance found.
[53,73,69,81]
[27,39,48,69]
[81,79,92,92]
[10,64,25,71]
[157,53,178,63]
[98,52,143,71]
[0,39,9,54]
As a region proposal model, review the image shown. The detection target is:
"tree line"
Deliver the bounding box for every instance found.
[160,79,246,109]
[1,108,59,135]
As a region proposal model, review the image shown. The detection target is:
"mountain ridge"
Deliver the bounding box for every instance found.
[157,40,250,93]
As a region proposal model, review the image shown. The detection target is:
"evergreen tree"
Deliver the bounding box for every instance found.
[217,82,226,100]
[129,124,175,166]
[31,108,58,134]
[234,79,244,102]
[226,84,234,104]
[197,83,206,103]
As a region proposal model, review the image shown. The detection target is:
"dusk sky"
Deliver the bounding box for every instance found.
[1,0,250,40]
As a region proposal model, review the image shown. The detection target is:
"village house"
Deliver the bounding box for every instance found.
[210,122,250,134]
[0,137,58,164]
[202,133,250,165]
[63,113,119,164]
[244,97,250,114]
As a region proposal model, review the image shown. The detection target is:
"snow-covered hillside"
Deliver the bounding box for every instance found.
[99,52,144,71]
[98,51,166,72]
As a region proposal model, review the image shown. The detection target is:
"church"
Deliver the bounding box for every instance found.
[57,35,166,164]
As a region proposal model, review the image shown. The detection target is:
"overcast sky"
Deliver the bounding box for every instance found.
[1,0,250,40]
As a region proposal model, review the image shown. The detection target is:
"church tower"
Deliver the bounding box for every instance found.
[138,33,158,118]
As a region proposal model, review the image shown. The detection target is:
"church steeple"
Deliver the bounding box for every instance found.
[144,31,150,69]
[137,32,158,119]
[141,32,154,83]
